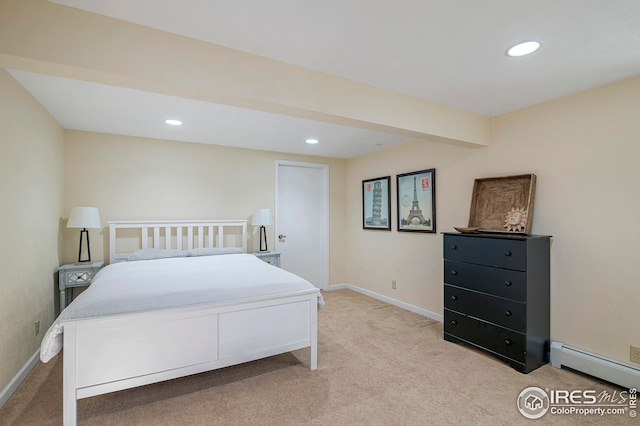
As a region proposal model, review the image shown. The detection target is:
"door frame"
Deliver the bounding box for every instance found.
[274,160,329,290]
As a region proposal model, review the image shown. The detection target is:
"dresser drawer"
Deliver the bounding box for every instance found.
[252,252,281,268]
[260,255,279,266]
[444,309,526,363]
[62,269,98,286]
[443,234,527,271]
[444,260,526,301]
[444,285,526,332]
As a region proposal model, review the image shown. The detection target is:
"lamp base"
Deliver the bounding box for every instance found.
[259,226,268,252]
[77,228,92,263]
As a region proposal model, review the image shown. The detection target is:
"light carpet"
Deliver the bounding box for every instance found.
[0,289,633,425]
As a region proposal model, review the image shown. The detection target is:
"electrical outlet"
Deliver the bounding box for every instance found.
[631,345,640,364]
[34,320,40,336]
[392,280,397,290]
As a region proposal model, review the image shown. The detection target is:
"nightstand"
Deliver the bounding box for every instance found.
[252,252,281,268]
[58,261,105,311]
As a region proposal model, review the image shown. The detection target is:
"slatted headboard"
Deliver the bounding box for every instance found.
[108,220,248,263]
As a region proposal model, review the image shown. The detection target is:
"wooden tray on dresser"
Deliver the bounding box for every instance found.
[468,174,536,234]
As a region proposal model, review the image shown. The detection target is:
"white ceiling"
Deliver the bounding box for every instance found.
[12,0,640,158]
[8,69,408,159]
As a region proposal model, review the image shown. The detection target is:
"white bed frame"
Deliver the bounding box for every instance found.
[61,220,318,425]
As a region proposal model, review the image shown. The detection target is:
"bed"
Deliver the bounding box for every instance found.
[41,220,322,426]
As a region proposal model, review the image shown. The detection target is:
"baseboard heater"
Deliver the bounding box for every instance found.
[551,341,640,389]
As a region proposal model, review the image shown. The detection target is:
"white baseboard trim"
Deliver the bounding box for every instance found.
[327,284,443,322]
[326,284,348,290]
[0,349,40,409]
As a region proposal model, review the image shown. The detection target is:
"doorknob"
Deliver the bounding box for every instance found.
[278,234,287,240]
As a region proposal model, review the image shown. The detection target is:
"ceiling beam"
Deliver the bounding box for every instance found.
[0,0,488,148]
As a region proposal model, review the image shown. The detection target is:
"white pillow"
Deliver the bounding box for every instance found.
[187,247,244,257]
[127,248,188,261]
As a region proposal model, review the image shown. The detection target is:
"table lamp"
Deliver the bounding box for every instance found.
[252,209,272,252]
[67,207,101,263]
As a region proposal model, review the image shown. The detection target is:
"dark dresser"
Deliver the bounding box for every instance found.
[443,232,551,373]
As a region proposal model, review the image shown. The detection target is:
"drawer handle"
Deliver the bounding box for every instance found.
[505,310,512,317]
[450,295,457,301]
[450,270,457,276]
[505,338,512,345]
[451,245,457,250]
[505,280,512,286]
[450,320,457,326]
[504,251,512,257]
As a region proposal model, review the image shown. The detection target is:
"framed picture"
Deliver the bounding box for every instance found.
[362,176,391,230]
[396,169,436,233]
[468,174,536,234]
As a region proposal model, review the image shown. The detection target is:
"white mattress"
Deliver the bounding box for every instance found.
[41,253,323,362]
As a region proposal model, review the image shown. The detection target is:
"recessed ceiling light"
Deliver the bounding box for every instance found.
[164,119,183,126]
[506,40,541,57]
[305,139,319,145]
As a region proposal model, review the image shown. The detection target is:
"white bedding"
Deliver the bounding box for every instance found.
[41,253,323,363]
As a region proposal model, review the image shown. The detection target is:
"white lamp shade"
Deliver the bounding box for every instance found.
[252,209,272,226]
[67,207,101,229]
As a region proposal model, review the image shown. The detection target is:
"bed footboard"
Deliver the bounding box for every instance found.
[62,292,318,425]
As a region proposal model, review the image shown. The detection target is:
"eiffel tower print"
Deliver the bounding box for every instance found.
[397,169,436,233]
[405,176,426,224]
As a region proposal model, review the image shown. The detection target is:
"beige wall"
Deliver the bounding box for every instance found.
[62,131,347,285]
[0,69,64,391]
[346,75,640,365]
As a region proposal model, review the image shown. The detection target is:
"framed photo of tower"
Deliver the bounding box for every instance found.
[396,169,436,233]
[362,176,391,231]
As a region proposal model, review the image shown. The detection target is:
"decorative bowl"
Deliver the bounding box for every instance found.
[454,227,478,233]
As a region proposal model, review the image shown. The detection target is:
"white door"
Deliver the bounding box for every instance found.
[275,161,328,290]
